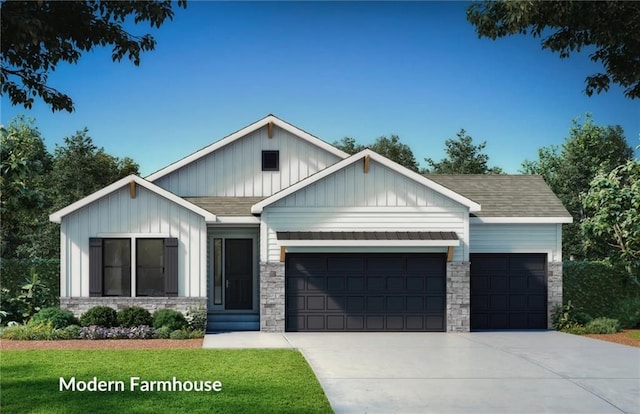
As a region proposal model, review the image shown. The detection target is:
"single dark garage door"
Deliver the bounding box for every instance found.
[471,253,547,330]
[286,253,446,332]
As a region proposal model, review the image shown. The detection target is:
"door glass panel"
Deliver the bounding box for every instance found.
[136,239,164,296]
[213,238,222,305]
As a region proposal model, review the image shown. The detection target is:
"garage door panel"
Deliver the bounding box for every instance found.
[286,253,446,332]
[471,254,547,330]
[289,257,326,274]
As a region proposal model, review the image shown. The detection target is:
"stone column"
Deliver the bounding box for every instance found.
[259,262,285,332]
[547,262,563,329]
[446,262,471,332]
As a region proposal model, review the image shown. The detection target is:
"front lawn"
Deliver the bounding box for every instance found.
[1,349,332,413]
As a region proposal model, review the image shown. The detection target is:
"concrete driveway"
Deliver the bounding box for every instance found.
[204,331,639,413]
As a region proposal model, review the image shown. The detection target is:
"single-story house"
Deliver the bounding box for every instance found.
[50,115,572,332]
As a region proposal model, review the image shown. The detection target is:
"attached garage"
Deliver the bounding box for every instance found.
[470,253,547,330]
[285,253,446,332]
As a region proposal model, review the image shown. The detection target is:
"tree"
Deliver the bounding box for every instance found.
[0,117,52,258]
[334,135,420,172]
[521,114,633,258]
[467,1,640,99]
[1,1,186,112]
[51,129,139,211]
[423,129,503,174]
[582,157,640,281]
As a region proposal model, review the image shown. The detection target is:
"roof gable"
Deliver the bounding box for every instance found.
[49,175,216,223]
[252,149,482,213]
[146,115,349,182]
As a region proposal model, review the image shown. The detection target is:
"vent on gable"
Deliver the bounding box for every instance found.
[262,150,279,171]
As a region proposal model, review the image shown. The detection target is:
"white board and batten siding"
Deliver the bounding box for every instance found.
[152,126,342,197]
[60,185,207,297]
[262,160,470,262]
[470,223,563,262]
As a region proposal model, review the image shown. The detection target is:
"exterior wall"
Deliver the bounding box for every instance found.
[60,185,207,298]
[152,125,342,197]
[273,160,461,208]
[60,297,206,318]
[446,262,471,332]
[548,262,563,329]
[469,223,563,262]
[260,262,285,332]
[262,208,469,262]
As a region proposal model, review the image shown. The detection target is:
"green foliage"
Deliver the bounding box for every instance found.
[423,129,503,174]
[185,305,207,332]
[169,329,189,340]
[57,324,81,340]
[551,301,583,331]
[466,1,640,99]
[563,260,640,323]
[31,307,78,329]
[582,158,640,281]
[1,1,187,112]
[521,115,633,258]
[153,326,172,339]
[584,318,621,334]
[79,306,118,328]
[333,135,420,172]
[152,309,187,331]
[116,306,153,328]
[1,320,58,340]
[629,331,640,340]
[614,297,640,329]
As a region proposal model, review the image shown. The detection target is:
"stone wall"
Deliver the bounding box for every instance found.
[446,262,470,333]
[547,261,563,329]
[259,262,285,332]
[60,297,206,318]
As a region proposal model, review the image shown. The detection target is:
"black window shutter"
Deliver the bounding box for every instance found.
[89,238,103,297]
[164,238,179,296]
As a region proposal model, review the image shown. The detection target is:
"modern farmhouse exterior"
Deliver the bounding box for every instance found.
[50,115,572,332]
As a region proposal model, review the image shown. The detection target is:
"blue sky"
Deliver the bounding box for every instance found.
[2,1,638,175]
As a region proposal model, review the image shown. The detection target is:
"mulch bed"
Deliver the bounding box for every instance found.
[583,329,640,348]
[0,338,203,350]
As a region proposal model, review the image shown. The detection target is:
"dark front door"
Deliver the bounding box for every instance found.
[285,253,446,332]
[470,253,547,330]
[224,239,253,310]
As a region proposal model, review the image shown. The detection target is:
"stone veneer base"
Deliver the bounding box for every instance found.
[60,297,206,318]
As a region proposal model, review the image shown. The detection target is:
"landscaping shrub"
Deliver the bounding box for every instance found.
[613,297,640,329]
[153,309,187,331]
[563,260,640,319]
[1,321,58,340]
[79,325,155,340]
[169,329,189,340]
[57,324,82,340]
[154,326,172,339]
[584,317,621,334]
[552,301,583,330]
[30,307,78,329]
[185,305,207,331]
[79,306,118,328]
[117,306,152,328]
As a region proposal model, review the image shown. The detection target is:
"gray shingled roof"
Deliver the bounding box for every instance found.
[184,197,264,216]
[277,231,458,241]
[425,175,571,218]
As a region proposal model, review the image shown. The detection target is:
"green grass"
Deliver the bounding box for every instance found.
[1,349,332,413]
[628,331,640,340]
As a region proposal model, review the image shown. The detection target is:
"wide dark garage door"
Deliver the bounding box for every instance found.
[286,253,446,332]
[471,253,547,330]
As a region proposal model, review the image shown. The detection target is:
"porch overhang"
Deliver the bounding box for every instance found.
[276,231,459,247]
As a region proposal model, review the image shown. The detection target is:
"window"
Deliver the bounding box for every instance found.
[102,239,131,296]
[89,238,178,297]
[136,239,164,296]
[262,150,279,171]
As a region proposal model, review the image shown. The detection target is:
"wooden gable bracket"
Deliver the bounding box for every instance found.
[363,154,370,173]
[280,246,286,262]
[267,121,274,139]
[129,180,137,199]
[447,246,455,262]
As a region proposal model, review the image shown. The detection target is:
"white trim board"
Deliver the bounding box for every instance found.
[145,115,349,182]
[470,217,573,224]
[252,149,481,214]
[49,175,217,223]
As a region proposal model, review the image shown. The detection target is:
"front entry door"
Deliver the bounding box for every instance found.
[224,239,253,310]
